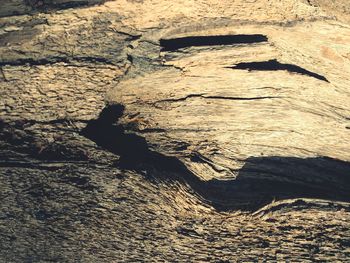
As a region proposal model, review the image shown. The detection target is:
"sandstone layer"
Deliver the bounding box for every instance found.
[1,0,350,262]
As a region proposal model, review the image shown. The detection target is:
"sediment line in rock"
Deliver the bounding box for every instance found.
[0,56,118,67]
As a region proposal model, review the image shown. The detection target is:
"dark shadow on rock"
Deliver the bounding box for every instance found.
[160,34,268,52]
[80,104,152,164]
[25,0,107,11]
[204,156,350,210]
[81,105,350,211]
[228,59,329,82]
[80,104,201,177]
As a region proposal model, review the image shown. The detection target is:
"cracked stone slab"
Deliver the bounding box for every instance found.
[1,0,350,261]
[108,23,350,180]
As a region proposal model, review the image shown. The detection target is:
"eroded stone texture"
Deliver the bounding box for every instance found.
[0,0,109,17]
[1,0,350,262]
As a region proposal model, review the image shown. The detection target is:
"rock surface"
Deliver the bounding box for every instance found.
[1,0,350,262]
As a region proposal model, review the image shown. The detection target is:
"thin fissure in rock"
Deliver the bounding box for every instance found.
[154,94,281,106]
[229,59,329,82]
[160,34,268,51]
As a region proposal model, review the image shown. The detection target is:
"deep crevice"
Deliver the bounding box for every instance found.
[0,56,116,67]
[160,34,268,52]
[81,105,350,211]
[228,59,329,82]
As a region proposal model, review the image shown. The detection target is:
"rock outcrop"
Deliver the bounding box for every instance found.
[1,0,350,261]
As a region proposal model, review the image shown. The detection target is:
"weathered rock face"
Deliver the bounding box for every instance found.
[0,0,108,17]
[305,0,350,23]
[1,0,350,262]
[107,19,350,210]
